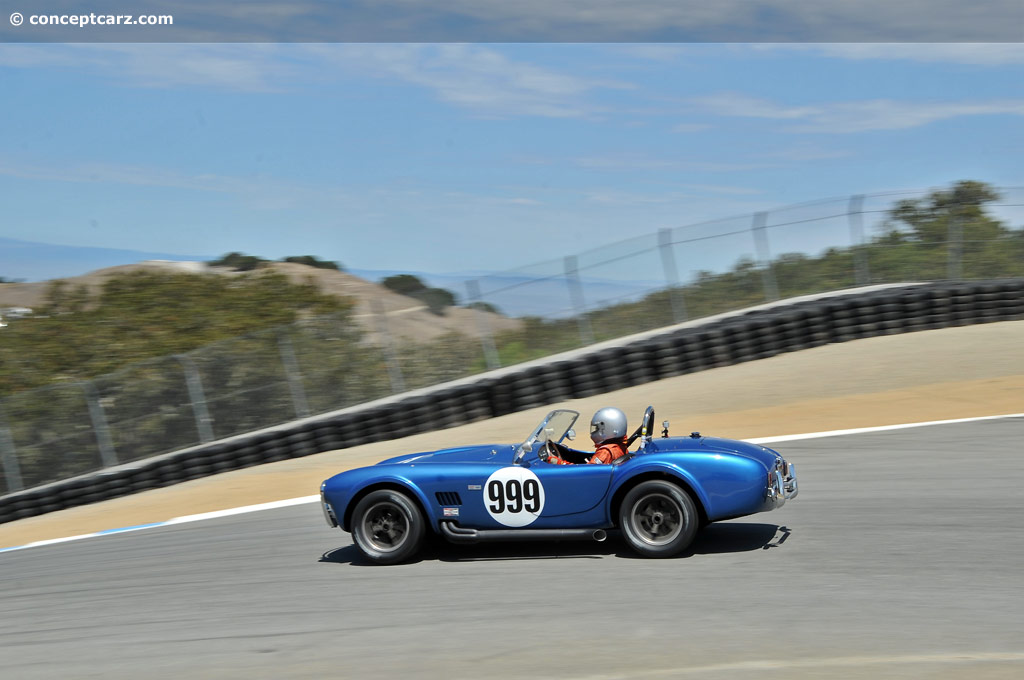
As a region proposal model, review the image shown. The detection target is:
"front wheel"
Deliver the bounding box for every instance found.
[619,481,699,558]
[351,489,426,565]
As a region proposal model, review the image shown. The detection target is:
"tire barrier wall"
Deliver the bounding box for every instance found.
[2,279,1022,525]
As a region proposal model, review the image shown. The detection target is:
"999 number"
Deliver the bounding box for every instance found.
[487,478,541,514]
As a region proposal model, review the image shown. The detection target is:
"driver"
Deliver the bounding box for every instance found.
[539,407,630,465]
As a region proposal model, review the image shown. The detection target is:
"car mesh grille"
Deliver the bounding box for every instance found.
[435,491,462,506]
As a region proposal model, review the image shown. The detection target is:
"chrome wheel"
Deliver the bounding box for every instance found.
[362,501,409,552]
[618,480,698,558]
[629,492,683,546]
[351,489,426,564]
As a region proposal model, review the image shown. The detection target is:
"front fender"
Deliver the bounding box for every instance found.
[326,472,434,533]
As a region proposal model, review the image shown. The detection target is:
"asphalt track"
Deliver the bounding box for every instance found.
[3,418,1024,679]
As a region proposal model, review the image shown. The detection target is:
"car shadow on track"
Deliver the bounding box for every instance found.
[319,523,788,566]
[693,522,791,555]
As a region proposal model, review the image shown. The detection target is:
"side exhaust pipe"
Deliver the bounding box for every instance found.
[440,521,610,544]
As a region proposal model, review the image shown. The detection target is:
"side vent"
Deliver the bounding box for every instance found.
[435,491,463,506]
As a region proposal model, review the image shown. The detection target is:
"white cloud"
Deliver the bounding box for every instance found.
[574,153,682,171]
[499,197,542,206]
[689,92,1024,133]
[584,189,686,206]
[758,43,1024,66]
[680,184,763,196]
[689,93,819,121]
[0,44,294,92]
[570,152,780,173]
[0,159,233,192]
[671,123,711,133]
[581,182,761,206]
[312,44,625,118]
[762,146,854,162]
[0,43,623,118]
[0,158,328,213]
[436,190,544,207]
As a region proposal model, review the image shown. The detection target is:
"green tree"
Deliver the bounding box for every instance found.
[282,255,344,271]
[381,274,428,296]
[885,181,1003,245]
[381,274,459,315]
[209,252,267,271]
[873,181,1013,281]
[417,287,457,315]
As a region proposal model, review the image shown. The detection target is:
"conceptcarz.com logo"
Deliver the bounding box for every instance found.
[9,12,174,27]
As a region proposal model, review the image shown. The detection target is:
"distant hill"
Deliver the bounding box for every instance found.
[0,260,522,343]
[0,236,666,318]
[350,268,665,318]
[0,237,214,282]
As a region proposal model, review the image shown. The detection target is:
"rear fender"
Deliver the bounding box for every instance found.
[609,463,711,525]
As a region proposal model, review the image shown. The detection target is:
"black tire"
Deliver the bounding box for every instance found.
[351,489,426,565]
[618,480,699,558]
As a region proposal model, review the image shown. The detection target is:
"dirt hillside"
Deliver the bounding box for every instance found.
[0,260,522,342]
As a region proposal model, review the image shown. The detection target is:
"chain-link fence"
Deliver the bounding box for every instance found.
[0,311,492,493]
[463,188,1023,366]
[2,187,1022,494]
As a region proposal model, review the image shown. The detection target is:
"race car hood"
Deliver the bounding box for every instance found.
[696,436,779,469]
[375,444,517,466]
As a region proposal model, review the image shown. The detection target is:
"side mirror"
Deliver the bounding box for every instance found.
[661,421,670,438]
[514,440,534,464]
[565,429,576,441]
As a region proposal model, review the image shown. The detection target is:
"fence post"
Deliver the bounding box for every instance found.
[371,299,406,393]
[947,208,963,281]
[80,381,118,468]
[465,279,501,370]
[658,228,688,323]
[175,354,215,443]
[848,194,871,285]
[0,405,23,493]
[277,331,311,419]
[751,211,779,302]
[564,255,595,346]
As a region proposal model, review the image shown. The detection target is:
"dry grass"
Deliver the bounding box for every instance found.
[0,260,522,341]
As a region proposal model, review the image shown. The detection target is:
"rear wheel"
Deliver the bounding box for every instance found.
[619,480,698,558]
[351,489,426,564]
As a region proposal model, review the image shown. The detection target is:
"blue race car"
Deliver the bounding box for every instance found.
[320,406,798,563]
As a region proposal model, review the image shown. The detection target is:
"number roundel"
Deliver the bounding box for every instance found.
[484,468,545,527]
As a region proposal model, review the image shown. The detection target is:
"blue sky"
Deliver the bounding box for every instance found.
[1,43,1023,282]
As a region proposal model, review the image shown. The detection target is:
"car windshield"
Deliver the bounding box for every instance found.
[514,409,579,463]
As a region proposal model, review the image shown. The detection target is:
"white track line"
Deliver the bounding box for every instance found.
[748,412,1023,444]
[160,495,319,526]
[0,496,318,554]
[569,651,1024,678]
[2,413,1021,555]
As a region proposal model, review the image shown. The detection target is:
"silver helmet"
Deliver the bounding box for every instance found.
[590,407,627,445]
